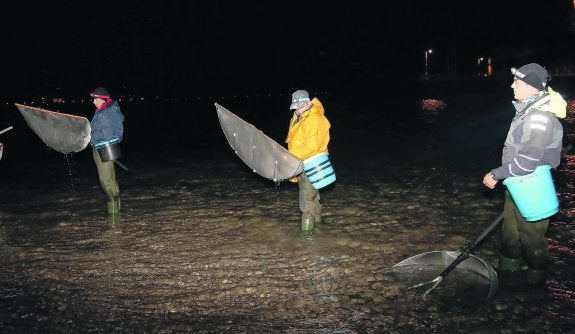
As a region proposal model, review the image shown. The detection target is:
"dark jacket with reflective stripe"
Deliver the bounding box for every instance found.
[90,101,125,146]
[491,92,563,180]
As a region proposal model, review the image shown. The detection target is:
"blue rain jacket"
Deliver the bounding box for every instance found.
[90,101,125,147]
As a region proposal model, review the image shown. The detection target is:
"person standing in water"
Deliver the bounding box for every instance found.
[286,89,331,233]
[90,86,125,215]
[483,63,566,287]
[0,126,13,161]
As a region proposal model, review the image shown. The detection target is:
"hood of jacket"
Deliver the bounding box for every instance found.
[536,86,567,119]
[513,86,567,119]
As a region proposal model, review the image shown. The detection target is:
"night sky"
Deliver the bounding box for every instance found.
[3,1,575,100]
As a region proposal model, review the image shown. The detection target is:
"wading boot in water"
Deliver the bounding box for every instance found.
[107,197,121,215]
[301,217,314,233]
[497,253,524,290]
[524,267,547,287]
[314,215,322,225]
[498,253,522,272]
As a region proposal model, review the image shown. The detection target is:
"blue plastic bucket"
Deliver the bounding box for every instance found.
[502,165,559,221]
[303,152,336,190]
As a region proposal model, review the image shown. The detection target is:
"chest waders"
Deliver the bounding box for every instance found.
[93,148,121,215]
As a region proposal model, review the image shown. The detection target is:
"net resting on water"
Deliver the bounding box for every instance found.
[215,103,304,182]
[393,250,499,308]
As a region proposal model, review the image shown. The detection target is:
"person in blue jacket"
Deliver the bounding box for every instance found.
[90,86,125,215]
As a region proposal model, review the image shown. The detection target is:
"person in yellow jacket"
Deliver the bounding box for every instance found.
[285,90,331,232]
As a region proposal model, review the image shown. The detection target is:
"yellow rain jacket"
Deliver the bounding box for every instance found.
[286,97,331,161]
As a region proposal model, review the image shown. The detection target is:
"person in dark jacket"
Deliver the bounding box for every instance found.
[90,86,125,215]
[483,63,566,286]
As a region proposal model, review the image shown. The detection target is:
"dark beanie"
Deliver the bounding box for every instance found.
[512,63,549,90]
[90,86,110,99]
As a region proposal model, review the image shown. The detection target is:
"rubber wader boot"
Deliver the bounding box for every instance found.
[497,254,524,290]
[301,217,314,232]
[498,253,522,272]
[107,200,121,215]
[314,215,322,225]
[525,267,546,286]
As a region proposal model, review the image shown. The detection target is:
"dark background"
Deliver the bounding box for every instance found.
[1,0,575,171]
[2,1,574,101]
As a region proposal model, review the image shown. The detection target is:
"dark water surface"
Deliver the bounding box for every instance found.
[1,85,574,333]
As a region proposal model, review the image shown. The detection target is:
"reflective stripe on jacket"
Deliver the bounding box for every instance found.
[491,89,565,180]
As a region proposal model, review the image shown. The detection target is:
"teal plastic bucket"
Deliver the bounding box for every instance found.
[502,165,559,221]
[303,152,336,190]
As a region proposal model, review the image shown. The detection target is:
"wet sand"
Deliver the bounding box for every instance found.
[1,91,574,333]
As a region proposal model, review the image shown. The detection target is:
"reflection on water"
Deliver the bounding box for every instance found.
[421,99,447,112]
[0,98,574,333]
